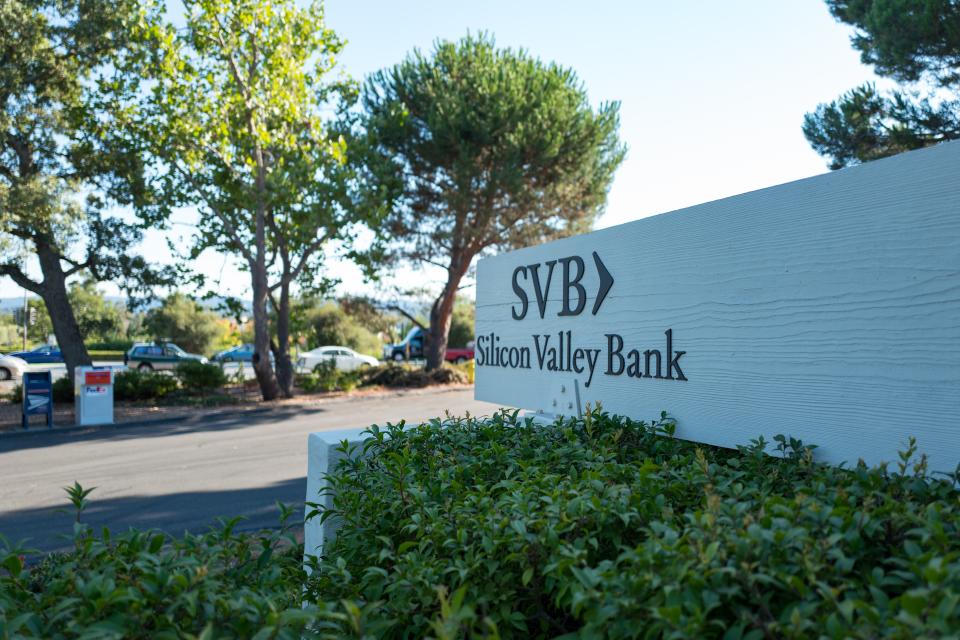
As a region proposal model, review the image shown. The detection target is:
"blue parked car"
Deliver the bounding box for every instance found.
[211,344,274,364]
[8,344,63,364]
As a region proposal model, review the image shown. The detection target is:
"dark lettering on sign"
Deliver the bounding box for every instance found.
[511,267,529,320]
[510,252,614,319]
[530,261,557,319]
[497,253,688,385]
[477,329,687,387]
[558,256,586,316]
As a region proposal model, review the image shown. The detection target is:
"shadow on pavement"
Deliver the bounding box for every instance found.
[0,405,329,454]
[0,477,306,554]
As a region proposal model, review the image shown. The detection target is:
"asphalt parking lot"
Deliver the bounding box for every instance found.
[0,386,501,552]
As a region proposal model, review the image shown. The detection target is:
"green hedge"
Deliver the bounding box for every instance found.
[2,411,958,638]
[305,409,960,638]
[295,364,469,395]
[175,360,227,394]
[113,370,179,401]
[0,488,350,638]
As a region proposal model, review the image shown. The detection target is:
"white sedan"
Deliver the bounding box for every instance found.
[0,354,28,381]
[297,346,378,373]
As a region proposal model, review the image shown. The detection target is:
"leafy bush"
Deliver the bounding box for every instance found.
[297,360,362,393]
[305,409,960,638]
[113,370,179,401]
[175,360,227,394]
[144,293,226,355]
[302,302,384,357]
[0,486,363,638]
[451,359,475,384]
[311,358,340,391]
[5,382,22,403]
[52,377,73,403]
[360,364,468,388]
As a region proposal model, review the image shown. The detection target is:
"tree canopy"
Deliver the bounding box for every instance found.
[0,0,169,379]
[359,34,625,368]
[144,293,228,355]
[803,0,960,168]
[131,0,368,398]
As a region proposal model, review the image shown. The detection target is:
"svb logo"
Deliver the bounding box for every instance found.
[511,251,614,320]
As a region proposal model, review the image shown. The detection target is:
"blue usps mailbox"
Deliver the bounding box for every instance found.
[22,370,53,429]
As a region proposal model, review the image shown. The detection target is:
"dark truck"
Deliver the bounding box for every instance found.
[383,327,475,363]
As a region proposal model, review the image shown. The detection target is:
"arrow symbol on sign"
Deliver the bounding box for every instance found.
[591,251,614,315]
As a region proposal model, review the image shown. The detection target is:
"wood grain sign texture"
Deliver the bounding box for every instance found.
[474,141,960,471]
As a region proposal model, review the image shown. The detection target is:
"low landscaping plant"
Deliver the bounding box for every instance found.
[305,408,960,638]
[0,486,365,639]
[297,361,363,394]
[113,369,179,401]
[4,383,21,404]
[52,377,73,404]
[360,364,468,388]
[175,360,228,395]
[3,411,958,638]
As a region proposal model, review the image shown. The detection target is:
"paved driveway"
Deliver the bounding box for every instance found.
[0,387,504,553]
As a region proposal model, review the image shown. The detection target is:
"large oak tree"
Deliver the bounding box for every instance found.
[359,35,625,369]
[0,0,167,380]
[804,0,960,168]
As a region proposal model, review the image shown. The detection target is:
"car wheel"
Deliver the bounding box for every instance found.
[138,363,153,372]
[392,352,405,362]
[0,367,10,381]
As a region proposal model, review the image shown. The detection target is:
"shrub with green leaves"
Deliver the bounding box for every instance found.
[0,485,364,639]
[305,409,960,638]
[175,360,228,394]
[297,361,362,394]
[52,377,73,404]
[359,364,468,388]
[113,370,179,401]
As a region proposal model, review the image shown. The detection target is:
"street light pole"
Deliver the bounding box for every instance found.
[21,289,27,351]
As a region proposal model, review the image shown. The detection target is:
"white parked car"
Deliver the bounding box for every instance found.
[0,354,28,381]
[297,346,378,373]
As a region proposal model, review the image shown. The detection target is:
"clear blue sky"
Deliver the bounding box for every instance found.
[4,1,881,302]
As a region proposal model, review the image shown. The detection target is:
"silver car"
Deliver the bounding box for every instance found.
[0,354,28,381]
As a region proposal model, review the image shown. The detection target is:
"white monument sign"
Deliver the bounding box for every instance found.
[475,142,960,471]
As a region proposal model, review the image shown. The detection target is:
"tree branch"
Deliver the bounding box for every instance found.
[383,304,427,331]
[0,263,43,295]
[171,160,256,266]
[63,257,92,278]
[211,14,251,102]
[288,230,331,283]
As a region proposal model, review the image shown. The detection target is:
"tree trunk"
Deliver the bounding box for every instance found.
[250,126,280,400]
[36,242,92,384]
[425,255,470,371]
[274,279,294,398]
[251,267,280,400]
